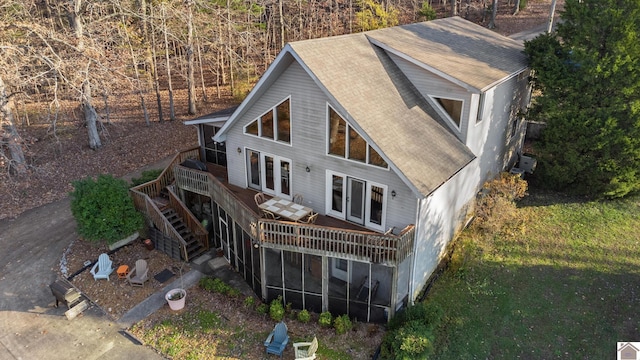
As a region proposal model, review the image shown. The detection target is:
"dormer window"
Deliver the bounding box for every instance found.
[433,97,463,128]
[244,98,291,144]
[327,105,388,168]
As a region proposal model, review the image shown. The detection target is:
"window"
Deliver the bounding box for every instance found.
[327,106,387,168]
[203,125,227,166]
[244,98,291,144]
[434,97,463,128]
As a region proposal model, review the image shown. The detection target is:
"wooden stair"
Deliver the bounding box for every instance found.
[162,208,207,261]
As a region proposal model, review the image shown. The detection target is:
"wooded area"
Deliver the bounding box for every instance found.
[0,0,541,175]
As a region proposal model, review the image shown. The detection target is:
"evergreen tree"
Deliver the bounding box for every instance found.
[524,0,640,198]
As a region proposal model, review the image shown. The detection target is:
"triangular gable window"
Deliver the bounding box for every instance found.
[434,97,463,128]
[244,98,291,144]
[327,105,387,168]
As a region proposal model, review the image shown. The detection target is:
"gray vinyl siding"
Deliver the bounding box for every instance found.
[224,60,417,231]
[387,52,472,142]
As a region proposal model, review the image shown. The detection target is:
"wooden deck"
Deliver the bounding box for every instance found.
[205,163,371,232]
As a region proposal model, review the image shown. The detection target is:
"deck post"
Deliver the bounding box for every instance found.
[321,256,329,312]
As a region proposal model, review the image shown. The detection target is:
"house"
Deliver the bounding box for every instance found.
[619,343,640,360]
[135,16,530,323]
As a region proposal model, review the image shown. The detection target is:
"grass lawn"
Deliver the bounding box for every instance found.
[425,189,640,359]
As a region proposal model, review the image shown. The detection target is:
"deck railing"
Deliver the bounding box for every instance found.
[130,147,202,261]
[173,158,415,266]
[130,190,190,260]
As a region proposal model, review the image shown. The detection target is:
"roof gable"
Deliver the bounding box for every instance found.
[217,17,528,196]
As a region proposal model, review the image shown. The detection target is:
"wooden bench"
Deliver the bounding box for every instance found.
[49,280,89,320]
[49,280,82,309]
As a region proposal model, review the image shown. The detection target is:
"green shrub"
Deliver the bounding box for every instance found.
[244,296,255,308]
[333,314,353,335]
[297,309,311,323]
[70,174,144,244]
[256,303,268,315]
[382,320,435,359]
[319,311,333,327]
[381,302,443,359]
[199,277,240,297]
[269,296,285,321]
[130,169,163,186]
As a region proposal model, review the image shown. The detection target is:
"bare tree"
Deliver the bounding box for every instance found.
[81,76,102,150]
[185,0,197,115]
[0,75,27,174]
[161,4,176,121]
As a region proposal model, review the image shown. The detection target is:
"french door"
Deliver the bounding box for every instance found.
[326,171,386,231]
[246,149,291,198]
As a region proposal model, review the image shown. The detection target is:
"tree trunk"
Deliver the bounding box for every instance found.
[68,0,84,50]
[513,0,520,15]
[195,29,207,103]
[186,0,196,115]
[488,0,498,29]
[547,0,557,33]
[0,76,27,174]
[82,80,101,150]
[149,4,163,123]
[451,0,457,16]
[162,5,176,121]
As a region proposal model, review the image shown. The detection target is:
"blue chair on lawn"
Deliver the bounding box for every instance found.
[264,321,289,358]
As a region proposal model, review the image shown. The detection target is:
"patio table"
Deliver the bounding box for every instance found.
[259,196,313,222]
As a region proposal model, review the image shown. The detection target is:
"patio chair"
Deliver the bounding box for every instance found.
[300,212,318,224]
[126,259,149,287]
[90,253,114,281]
[262,209,281,220]
[293,336,318,360]
[293,193,304,205]
[254,192,266,207]
[264,321,289,358]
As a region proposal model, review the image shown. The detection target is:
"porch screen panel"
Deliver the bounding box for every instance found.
[370,263,394,323]
[264,249,284,302]
[349,261,371,322]
[252,245,262,298]
[234,224,246,279]
[303,254,323,312]
[282,251,303,308]
[328,256,348,317]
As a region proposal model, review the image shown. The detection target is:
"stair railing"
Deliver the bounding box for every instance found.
[167,185,209,252]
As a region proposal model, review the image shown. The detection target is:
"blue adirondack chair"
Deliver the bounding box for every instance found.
[264,321,289,358]
[90,253,114,281]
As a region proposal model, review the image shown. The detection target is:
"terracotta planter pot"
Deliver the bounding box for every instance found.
[165,289,186,311]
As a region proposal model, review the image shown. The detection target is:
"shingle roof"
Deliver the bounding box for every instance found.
[288,16,529,196]
[368,16,528,91]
